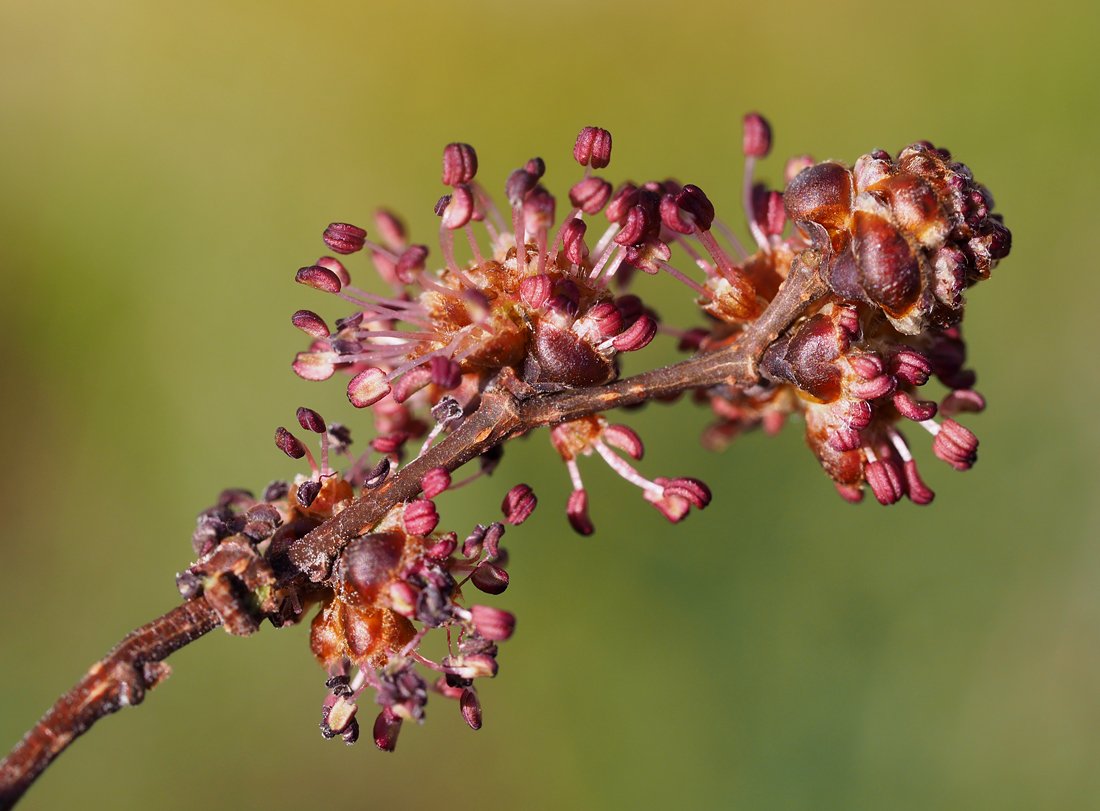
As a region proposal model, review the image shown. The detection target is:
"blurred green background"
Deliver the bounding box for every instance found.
[1,1,1097,808]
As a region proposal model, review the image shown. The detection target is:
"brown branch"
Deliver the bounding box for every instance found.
[0,597,222,809]
[0,255,825,808]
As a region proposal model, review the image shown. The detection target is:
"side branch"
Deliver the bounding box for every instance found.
[0,597,222,810]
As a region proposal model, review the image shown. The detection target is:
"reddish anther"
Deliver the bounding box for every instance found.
[471,562,509,595]
[295,265,343,294]
[274,426,306,459]
[933,419,978,470]
[602,424,644,460]
[460,689,483,730]
[519,274,552,309]
[442,184,475,230]
[394,244,429,283]
[569,176,612,214]
[612,314,657,352]
[501,484,537,525]
[347,368,391,408]
[903,460,935,505]
[421,467,451,499]
[403,499,440,536]
[296,406,326,434]
[470,605,516,641]
[742,112,772,158]
[567,489,594,536]
[865,458,904,505]
[291,310,330,340]
[442,142,478,186]
[573,126,612,169]
[561,218,589,264]
[374,209,407,249]
[323,222,368,255]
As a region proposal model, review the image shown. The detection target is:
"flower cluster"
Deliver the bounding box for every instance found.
[181,408,532,750]
[178,115,1010,754]
[289,127,721,527]
[696,119,1011,504]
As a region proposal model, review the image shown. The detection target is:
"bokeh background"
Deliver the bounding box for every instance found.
[2,1,1097,808]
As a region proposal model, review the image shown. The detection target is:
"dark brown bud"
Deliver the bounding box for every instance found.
[852,209,921,317]
[783,161,854,236]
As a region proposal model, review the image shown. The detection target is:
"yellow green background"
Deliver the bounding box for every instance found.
[2,1,1096,808]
